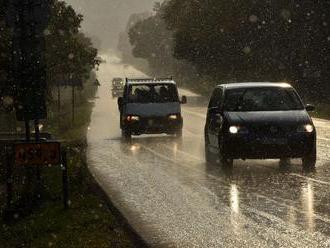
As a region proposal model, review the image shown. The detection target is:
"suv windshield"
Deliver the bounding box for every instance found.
[224,87,304,112]
[112,79,123,87]
[127,84,179,103]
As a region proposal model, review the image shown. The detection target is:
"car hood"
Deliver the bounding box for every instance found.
[124,102,181,117]
[224,110,312,126]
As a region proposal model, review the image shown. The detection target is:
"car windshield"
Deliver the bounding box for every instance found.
[224,87,304,112]
[112,80,123,87]
[127,84,179,103]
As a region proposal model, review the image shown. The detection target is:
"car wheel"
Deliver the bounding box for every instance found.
[205,134,216,164]
[205,144,214,163]
[175,129,183,138]
[302,147,316,169]
[121,129,131,141]
[279,158,290,167]
[219,138,233,168]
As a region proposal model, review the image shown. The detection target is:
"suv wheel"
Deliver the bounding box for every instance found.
[122,129,131,140]
[302,147,316,169]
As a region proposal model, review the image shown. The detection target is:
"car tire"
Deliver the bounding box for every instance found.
[302,147,316,169]
[220,156,233,168]
[175,129,183,138]
[219,138,233,168]
[205,144,219,165]
[279,158,290,167]
[122,129,131,141]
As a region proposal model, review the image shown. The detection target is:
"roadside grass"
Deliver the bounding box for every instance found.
[311,103,330,120]
[0,74,138,247]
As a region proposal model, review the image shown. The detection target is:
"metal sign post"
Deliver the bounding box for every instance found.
[61,150,69,209]
[5,147,13,210]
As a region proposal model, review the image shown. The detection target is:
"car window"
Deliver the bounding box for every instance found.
[127,84,179,103]
[224,87,304,112]
[208,88,223,109]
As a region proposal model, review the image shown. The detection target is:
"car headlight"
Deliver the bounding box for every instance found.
[229,126,239,134]
[127,115,140,121]
[229,126,249,134]
[297,124,314,133]
[168,114,179,120]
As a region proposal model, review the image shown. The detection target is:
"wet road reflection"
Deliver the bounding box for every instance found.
[87,55,330,247]
[301,181,315,232]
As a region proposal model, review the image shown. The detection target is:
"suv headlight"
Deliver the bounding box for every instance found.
[168,114,180,120]
[297,124,314,133]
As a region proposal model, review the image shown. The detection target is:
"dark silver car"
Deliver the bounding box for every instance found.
[118,78,187,139]
[205,83,317,168]
[112,77,124,98]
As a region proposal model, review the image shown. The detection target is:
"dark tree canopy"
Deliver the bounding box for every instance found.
[127,3,199,86]
[162,0,330,99]
[0,1,98,105]
[128,0,329,100]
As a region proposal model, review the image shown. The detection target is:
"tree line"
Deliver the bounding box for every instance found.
[127,1,329,100]
[0,1,98,110]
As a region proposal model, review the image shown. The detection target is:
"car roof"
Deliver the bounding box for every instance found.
[113,78,123,81]
[217,82,293,90]
[126,78,176,85]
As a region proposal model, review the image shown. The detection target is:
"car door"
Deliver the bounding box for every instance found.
[206,88,224,149]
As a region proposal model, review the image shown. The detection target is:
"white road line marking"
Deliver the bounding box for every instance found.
[290,173,330,186]
[182,109,206,119]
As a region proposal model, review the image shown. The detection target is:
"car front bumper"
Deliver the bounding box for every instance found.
[223,132,316,159]
[123,117,183,135]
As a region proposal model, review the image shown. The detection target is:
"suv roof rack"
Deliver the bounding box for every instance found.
[125,77,173,83]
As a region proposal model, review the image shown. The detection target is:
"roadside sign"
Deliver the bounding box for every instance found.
[14,142,61,166]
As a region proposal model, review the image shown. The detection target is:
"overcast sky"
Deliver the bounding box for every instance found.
[65,0,156,49]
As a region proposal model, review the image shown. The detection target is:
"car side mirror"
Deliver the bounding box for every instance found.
[208,107,221,114]
[215,113,223,124]
[305,104,315,112]
[181,96,187,104]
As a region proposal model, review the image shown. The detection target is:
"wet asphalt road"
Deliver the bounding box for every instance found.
[87,55,330,247]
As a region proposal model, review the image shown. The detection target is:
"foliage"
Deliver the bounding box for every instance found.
[0,1,98,102]
[46,1,98,86]
[117,11,152,73]
[162,0,330,99]
[127,0,329,99]
[127,2,199,86]
[0,0,11,97]
[0,78,136,248]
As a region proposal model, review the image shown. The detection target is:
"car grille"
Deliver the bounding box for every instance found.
[251,125,295,137]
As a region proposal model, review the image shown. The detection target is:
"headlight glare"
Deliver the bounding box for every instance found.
[127,115,140,121]
[229,126,239,134]
[169,114,179,120]
[229,126,249,134]
[297,124,314,133]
